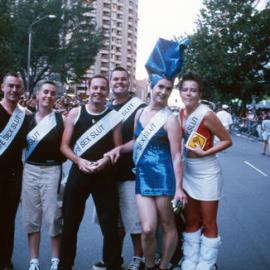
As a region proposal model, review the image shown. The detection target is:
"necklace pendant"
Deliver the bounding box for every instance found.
[92,119,96,124]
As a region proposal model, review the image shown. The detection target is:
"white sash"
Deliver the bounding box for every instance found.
[0,104,26,156]
[25,112,57,161]
[133,108,171,166]
[62,109,123,185]
[73,109,122,157]
[183,104,211,142]
[117,97,144,122]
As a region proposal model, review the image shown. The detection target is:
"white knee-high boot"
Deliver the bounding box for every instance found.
[181,229,201,270]
[195,234,221,270]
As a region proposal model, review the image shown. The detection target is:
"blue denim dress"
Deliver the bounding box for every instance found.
[134,119,175,196]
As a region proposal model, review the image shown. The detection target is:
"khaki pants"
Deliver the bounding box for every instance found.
[21,163,62,236]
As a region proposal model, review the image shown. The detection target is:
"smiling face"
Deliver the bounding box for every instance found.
[180,80,201,109]
[37,83,57,110]
[151,78,173,107]
[87,77,109,105]
[110,70,130,97]
[1,75,23,104]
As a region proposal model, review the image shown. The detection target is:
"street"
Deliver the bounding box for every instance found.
[12,133,270,270]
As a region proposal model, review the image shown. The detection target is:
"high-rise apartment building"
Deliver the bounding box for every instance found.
[82,0,138,91]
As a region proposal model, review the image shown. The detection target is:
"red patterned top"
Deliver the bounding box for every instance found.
[180,109,213,151]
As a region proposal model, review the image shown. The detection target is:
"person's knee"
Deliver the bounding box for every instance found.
[185,215,201,231]
[160,219,176,233]
[202,219,218,236]
[142,226,155,240]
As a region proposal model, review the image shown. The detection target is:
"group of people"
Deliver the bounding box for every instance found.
[18,93,81,116]
[0,38,232,270]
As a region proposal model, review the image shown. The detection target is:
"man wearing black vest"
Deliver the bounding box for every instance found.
[93,67,145,270]
[58,75,122,270]
[0,73,29,270]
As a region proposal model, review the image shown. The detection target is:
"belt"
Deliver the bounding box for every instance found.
[26,160,62,166]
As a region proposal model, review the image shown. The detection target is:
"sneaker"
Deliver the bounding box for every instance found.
[29,259,40,270]
[128,256,144,270]
[92,261,106,270]
[50,258,60,270]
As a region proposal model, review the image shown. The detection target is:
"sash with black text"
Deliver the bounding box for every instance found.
[62,109,122,182]
[183,104,211,143]
[118,97,144,122]
[25,112,57,161]
[133,108,171,166]
[0,104,26,156]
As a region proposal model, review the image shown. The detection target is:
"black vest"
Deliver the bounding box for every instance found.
[26,112,65,165]
[71,105,115,161]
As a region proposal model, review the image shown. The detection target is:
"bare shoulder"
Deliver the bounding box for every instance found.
[167,113,178,123]
[134,107,144,121]
[165,113,180,133]
[204,110,224,129]
[205,110,219,122]
[66,106,81,124]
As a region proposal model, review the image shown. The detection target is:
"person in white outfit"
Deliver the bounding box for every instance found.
[179,72,232,270]
[216,105,233,132]
[261,115,270,155]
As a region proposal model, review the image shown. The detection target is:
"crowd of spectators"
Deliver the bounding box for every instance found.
[232,107,270,139]
[18,94,83,116]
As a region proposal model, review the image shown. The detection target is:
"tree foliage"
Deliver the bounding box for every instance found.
[181,0,270,104]
[0,0,16,79]
[3,0,103,93]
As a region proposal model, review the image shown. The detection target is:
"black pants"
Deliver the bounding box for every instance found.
[59,165,121,269]
[0,168,22,266]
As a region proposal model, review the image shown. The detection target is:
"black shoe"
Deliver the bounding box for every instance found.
[0,262,14,270]
[92,257,123,270]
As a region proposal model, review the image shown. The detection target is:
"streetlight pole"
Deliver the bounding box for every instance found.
[26,14,56,94]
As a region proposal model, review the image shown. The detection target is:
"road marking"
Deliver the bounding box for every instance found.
[244,161,268,177]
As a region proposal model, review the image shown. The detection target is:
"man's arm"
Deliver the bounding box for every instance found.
[60,107,95,173]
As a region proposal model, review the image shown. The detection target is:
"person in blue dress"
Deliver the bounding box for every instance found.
[106,38,189,270]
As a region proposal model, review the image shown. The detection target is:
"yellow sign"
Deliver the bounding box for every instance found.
[186,131,207,150]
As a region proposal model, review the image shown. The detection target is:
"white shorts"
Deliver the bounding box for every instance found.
[92,181,142,234]
[262,131,270,141]
[183,155,223,201]
[118,181,142,234]
[21,163,62,236]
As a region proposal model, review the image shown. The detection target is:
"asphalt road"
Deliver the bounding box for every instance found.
[217,133,270,270]
[12,133,270,270]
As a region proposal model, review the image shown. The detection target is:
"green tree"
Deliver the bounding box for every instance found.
[8,0,103,93]
[0,0,16,79]
[181,0,270,104]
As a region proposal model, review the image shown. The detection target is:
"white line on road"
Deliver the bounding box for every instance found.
[244,161,268,177]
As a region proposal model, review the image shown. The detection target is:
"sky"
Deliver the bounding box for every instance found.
[136,0,204,79]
